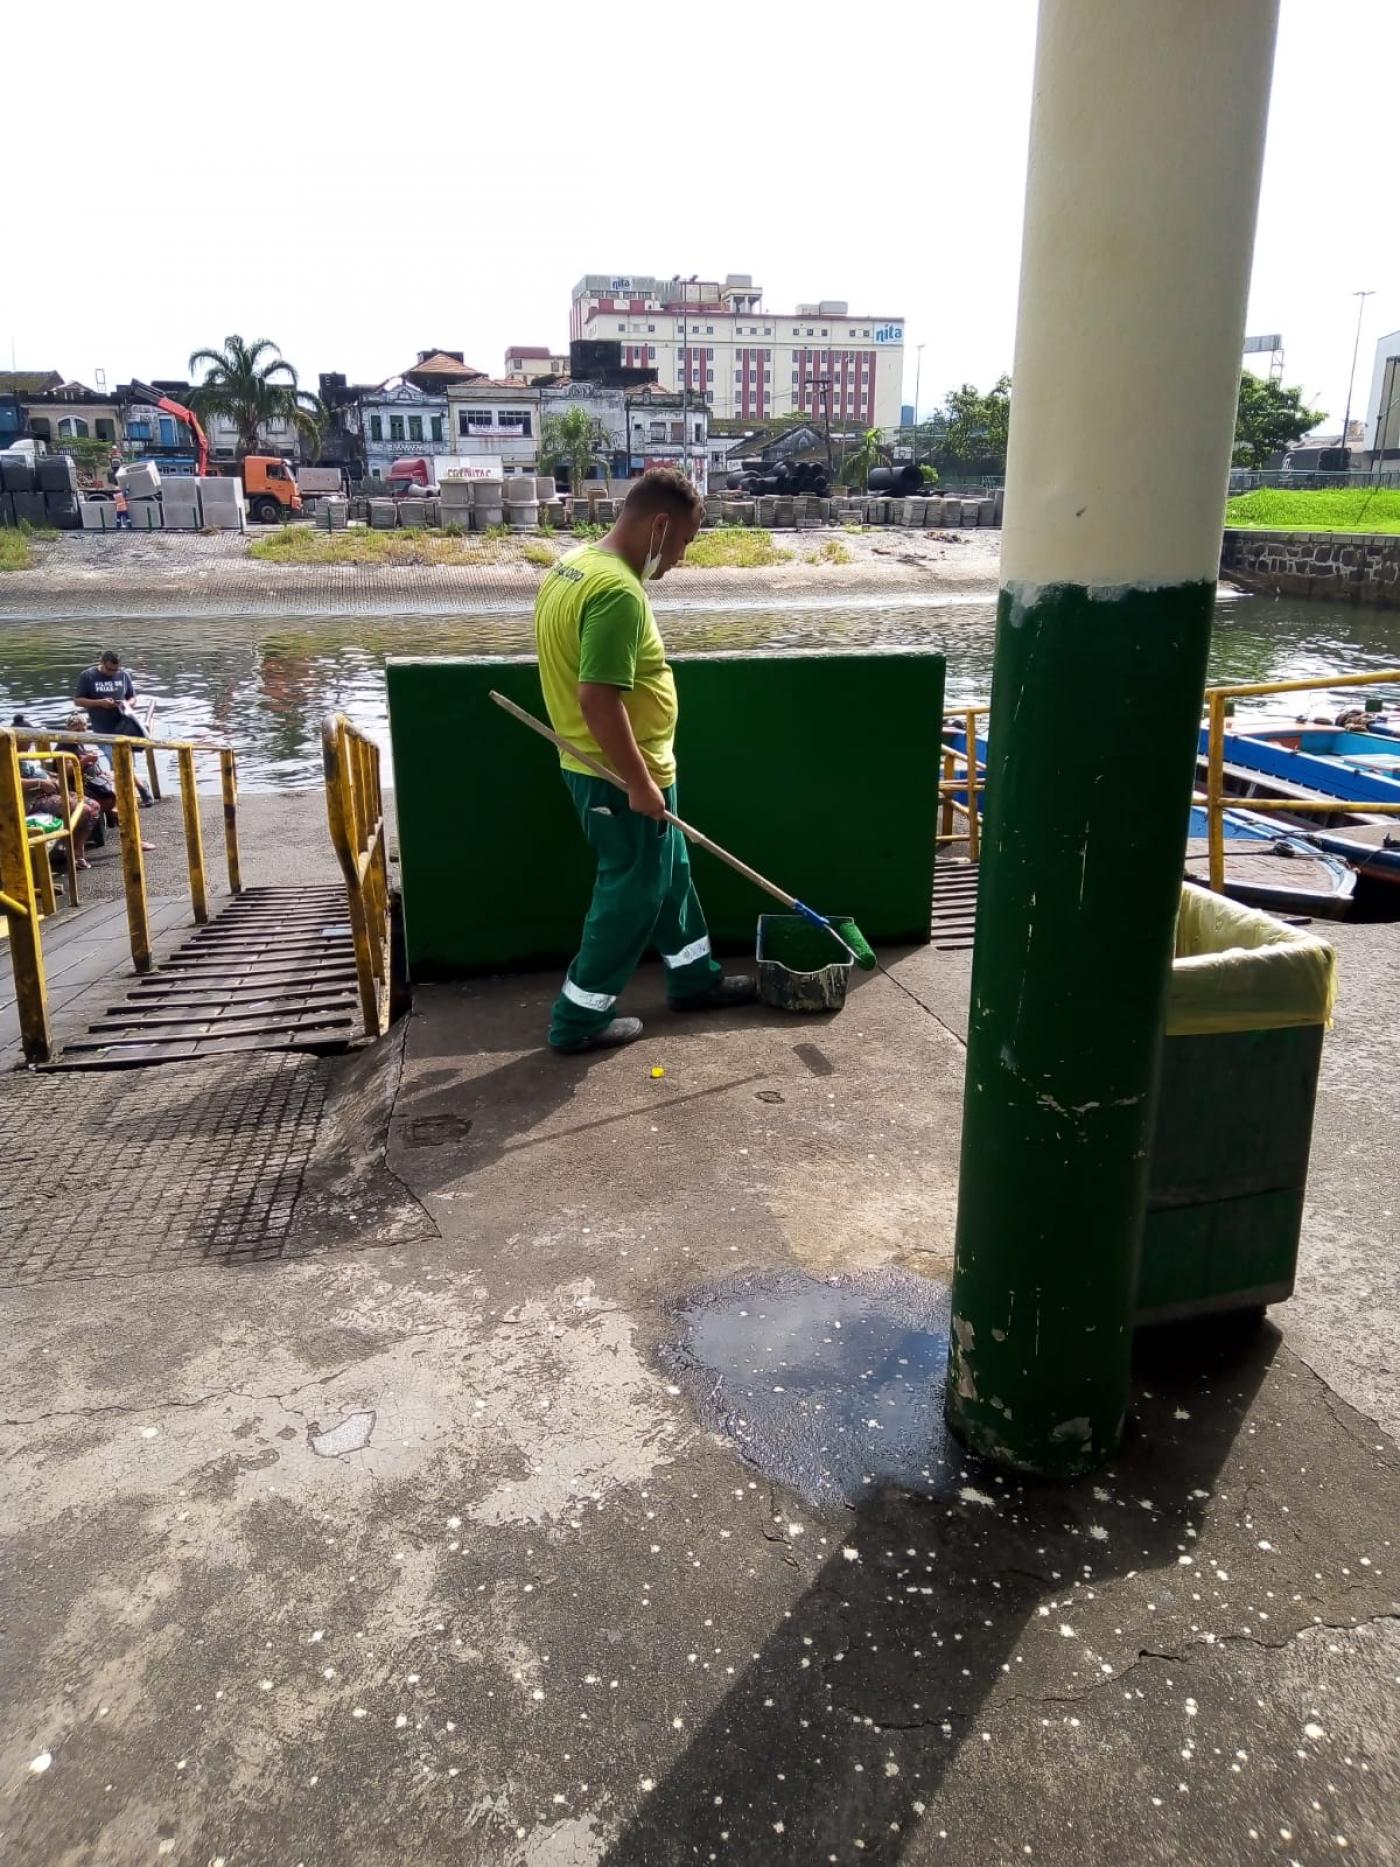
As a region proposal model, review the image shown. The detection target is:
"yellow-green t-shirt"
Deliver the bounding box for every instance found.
[534,543,678,787]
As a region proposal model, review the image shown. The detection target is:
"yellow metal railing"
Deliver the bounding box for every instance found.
[1,730,56,1061]
[1,726,243,1062]
[323,714,391,1039]
[939,704,990,857]
[22,728,242,973]
[1202,668,1400,892]
[19,749,88,918]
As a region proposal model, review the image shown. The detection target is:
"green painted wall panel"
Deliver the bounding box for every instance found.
[387,650,945,976]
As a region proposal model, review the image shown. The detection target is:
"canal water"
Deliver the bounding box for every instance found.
[1,587,1397,791]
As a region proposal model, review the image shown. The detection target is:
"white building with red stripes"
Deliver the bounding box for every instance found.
[570,274,905,430]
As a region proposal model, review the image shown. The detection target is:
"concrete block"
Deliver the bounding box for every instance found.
[470,479,504,507]
[44,490,81,529]
[202,503,245,533]
[38,453,80,494]
[162,499,201,531]
[12,491,47,525]
[502,476,536,505]
[439,478,473,506]
[80,499,105,530]
[978,497,996,526]
[507,504,540,532]
[324,500,349,531]
[398,498,428,527]
[369,500,398,529]
[992,487,1005,525]
[533,475,556,501]
[472,506,504,531]
[129,498,163,530]
[426,498,442,527]
[1,454,36,494]
[118,460,162,498]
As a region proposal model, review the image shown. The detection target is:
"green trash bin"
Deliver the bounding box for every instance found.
[1135,886,1338,1326]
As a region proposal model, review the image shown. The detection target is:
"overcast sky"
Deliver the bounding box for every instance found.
[9,2,1395,431]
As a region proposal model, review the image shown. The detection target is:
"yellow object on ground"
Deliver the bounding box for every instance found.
[1166,887,1337,1036]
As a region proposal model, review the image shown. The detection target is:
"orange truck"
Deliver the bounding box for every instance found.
[125,382,303,523]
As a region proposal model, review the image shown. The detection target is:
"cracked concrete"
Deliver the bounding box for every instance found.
[1,928,1397,1864]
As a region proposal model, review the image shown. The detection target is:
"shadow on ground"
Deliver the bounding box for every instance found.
[604,1318,1322,1864]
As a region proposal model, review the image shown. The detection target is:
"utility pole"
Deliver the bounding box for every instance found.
[1339,289,1374,469]
[946,0,1280,1477]
[913,342,924,464]
[677,273,698,483]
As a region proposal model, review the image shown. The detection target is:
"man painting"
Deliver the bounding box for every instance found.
[533,468,755,1053]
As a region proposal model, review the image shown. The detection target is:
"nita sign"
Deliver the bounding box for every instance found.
[873,324,904,345]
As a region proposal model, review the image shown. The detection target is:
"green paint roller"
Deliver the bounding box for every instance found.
[489,691,878,971]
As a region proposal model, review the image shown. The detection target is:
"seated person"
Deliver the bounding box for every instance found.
[62,711,154,849]
[17,740,101,873]
[65,711,118,820]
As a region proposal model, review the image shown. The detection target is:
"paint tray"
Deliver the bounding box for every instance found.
[756,913,855,1013]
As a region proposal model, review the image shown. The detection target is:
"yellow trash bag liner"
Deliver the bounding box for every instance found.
[1166,885,1337,1037]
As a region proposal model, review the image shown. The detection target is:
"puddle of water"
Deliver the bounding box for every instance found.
[662,1268,963,1509]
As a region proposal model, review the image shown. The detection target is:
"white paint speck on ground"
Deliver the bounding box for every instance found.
[28,1751,52,1775]
[959,1486,996,1508]
[842,1546,861,1562]
[140,1426,159,1439]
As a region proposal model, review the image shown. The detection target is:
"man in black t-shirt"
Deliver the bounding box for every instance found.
[74,650,145,739]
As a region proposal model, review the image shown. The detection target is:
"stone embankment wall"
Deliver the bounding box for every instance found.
[1220,528,1400,608]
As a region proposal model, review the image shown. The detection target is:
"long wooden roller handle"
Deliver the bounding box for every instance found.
[488,690,799,911]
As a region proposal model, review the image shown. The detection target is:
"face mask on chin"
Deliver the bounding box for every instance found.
[641,519,669,583]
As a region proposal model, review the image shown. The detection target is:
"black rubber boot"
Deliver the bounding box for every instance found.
[553,1016,645,1054]
[671,975,759,1012]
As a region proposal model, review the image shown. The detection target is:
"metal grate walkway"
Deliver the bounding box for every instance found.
[48,885,362,1069]
[931,859,980,950]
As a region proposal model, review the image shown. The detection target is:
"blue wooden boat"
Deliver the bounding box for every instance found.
[1198,723,1400,892]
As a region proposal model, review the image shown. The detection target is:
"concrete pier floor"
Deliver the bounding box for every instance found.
[1,922,1397,1865]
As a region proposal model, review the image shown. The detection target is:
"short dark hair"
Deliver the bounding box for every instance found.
[99,649,121,665]
[621,467,704,525]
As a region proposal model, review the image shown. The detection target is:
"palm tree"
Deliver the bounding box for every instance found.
[538,406,611,493]
[187,335,323,459]
[839,426,890,489]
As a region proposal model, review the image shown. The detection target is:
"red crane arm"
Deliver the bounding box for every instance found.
[126,381,210,475]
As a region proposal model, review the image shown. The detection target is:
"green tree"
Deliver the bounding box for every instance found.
[839,427,890,488]
[56,435,117,481]
[1232,373,1325,469]
[187,334,323,459]
[538,405,612,490]
[931,377,1011,476]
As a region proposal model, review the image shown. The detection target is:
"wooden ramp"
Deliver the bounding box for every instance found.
[48,886,362,1070]
[931,859,980,950]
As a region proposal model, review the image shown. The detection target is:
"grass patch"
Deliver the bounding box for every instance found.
[570,520,605,540]
[520,541,557,568]
[681,527,793,569]
[0,521,59,572]
[248,524,539,568]
[804,538,853,565]
[0,531,35,571]
[1225,488,1400,535]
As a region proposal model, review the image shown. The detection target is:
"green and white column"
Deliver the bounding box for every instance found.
[946,0,1279,1477]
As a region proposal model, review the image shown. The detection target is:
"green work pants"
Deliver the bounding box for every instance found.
[550,772,724,1050]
